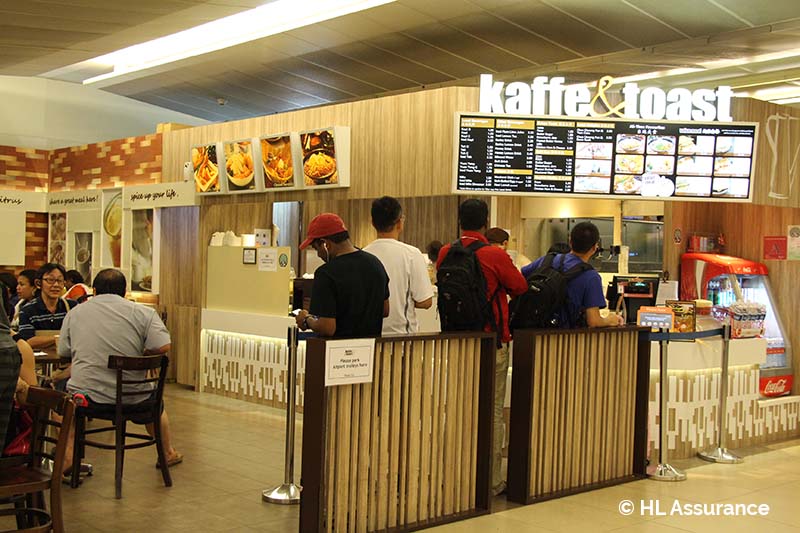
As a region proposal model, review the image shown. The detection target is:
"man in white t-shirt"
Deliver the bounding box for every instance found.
[364,197,434,335]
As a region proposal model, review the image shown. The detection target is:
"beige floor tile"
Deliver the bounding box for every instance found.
[40,384,800,532]
[491,498,649,532]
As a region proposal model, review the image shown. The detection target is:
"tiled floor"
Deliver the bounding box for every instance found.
[3,385,800,532]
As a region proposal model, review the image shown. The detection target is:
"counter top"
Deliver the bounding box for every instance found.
[201,308,294,339]
[650,335,766,370]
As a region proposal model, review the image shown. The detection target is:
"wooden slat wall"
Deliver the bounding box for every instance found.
[508,328,647,504]
[301,196,460,251]
[665,200,800,399]
[158,206,200,384]
[301,333,493,532]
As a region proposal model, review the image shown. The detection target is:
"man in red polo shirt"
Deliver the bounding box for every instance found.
[437,199,527,496]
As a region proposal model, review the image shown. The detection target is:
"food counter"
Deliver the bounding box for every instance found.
[647,332,800,458]
[200,245,305,410]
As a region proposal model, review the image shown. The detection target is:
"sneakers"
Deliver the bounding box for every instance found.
[492,481,507,496]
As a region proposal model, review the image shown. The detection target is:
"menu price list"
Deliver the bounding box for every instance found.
[456,113,756,200]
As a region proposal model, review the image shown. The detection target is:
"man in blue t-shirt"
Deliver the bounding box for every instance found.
[522,222,623,328]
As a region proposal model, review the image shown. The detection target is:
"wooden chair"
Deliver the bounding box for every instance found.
[70,354,171,499]
[0,387,75,533]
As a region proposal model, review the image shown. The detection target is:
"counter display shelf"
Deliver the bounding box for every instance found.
[647,334,800,459]
[200,309,305,410]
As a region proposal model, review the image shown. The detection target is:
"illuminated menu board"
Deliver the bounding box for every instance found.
[454,113,758,201]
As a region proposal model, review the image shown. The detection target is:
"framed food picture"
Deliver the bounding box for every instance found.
[49,212,67,265]
[191,143,222,193]
[298,126,350,189]
[260,134,299,189]
[223,139,258,192]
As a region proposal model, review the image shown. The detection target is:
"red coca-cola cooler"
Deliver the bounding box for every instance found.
[681,253,793,397]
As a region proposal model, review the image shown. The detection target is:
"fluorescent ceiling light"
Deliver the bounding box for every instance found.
[771,96,800,105]
[82,0,395,85]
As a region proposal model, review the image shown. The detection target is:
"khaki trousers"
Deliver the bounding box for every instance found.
[493,343,510,490]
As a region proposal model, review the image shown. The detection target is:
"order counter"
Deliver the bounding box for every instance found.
[200,245,305,410]
[647,330,800,458]
[507,326,650,504]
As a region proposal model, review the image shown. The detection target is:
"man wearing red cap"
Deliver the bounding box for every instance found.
[295,213,390,337]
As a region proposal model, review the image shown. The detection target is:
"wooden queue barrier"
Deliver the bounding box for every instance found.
[300,332,496,533]
[507,326,651,504]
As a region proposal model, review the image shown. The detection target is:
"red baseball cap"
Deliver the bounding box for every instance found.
[300,213,348,249]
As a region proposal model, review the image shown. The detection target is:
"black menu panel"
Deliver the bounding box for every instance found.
[455,113,758,201]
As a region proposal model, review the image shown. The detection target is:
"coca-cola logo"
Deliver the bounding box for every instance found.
[761,377,792,396]
[765,379,787,394]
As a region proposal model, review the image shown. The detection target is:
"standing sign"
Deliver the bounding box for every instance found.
[324,338,376,387]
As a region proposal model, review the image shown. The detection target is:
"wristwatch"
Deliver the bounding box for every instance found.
[302,315,311,330]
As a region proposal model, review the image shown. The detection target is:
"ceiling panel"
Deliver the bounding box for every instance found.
[245,67,356,102]
[446,12,580,65]
[330,41,454,85]
[625,0,747,37]
[713,0,800,26]
[494,1,629,56]
[545,0,687,46]
[3,0,800,122]
[366,32,487,78]
[404,21,535,72]
[297,49,419,90]
[217,70,330,107]
[268,57,386,96]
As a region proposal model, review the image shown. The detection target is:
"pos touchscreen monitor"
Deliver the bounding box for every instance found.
[606,276,660,324]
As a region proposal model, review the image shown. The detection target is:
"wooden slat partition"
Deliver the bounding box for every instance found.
[507,326,650,504]
[300,332,495,533]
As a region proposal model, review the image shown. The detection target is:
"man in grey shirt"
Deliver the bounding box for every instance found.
[59,269,182,469]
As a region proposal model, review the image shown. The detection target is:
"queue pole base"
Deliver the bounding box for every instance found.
[648,463,687,482]
[698,447,743,464]
[262,483,302,504]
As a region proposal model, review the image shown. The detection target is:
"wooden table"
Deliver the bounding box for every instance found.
[33,346,68,377]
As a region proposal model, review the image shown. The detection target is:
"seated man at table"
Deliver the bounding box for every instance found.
[58,268,182,471]
[17,263,77,349]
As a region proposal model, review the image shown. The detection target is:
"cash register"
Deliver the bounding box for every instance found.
[606,276,660,324]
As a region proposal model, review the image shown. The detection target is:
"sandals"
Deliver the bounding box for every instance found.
[155,452,184,469]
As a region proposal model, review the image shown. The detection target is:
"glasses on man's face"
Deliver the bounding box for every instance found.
[42,277,65,286]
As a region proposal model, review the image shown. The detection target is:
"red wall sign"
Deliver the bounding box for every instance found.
[763,236,787,260]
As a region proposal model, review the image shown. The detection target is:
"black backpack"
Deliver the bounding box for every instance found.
[436,240,497,333]
[510,253,593,330]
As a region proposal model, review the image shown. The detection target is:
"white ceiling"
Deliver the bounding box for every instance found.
[3,0,800,121]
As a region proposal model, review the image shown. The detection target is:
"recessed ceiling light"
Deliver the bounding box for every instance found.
[81,0,396,85]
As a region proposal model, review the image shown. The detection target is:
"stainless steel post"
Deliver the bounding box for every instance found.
[649,328,687,481]
[699,324,743,464]
[263,326,302,503]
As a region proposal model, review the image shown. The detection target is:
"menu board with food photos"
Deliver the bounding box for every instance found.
[454,112,758,201]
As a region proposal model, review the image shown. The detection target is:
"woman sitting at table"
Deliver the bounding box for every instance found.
[11,269,37,331]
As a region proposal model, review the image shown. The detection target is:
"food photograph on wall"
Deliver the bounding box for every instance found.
[130,209,154,291]
[223,140,256,191]
[102,191,122,267]
[300,129,338,187]
[49,212,66,264]
[261,135,296,189]
[192,144,220,193]
[73,232,92,282]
